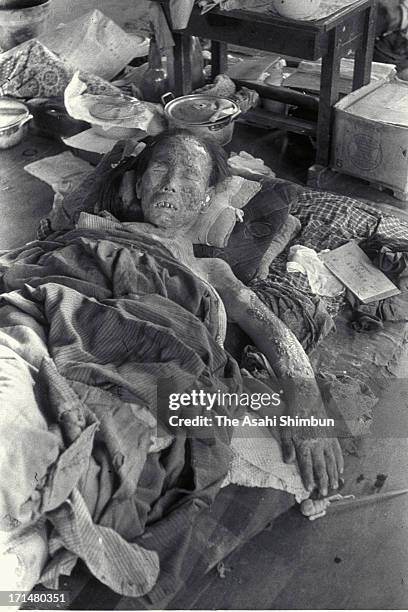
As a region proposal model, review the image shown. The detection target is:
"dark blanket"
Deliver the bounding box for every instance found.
[0,220,246,602]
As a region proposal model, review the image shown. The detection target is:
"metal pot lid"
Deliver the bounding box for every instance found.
[0,98,29,129]
[165,94,239,126]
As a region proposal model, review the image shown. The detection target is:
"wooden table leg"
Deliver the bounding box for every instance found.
[173,33,193,96]
[315,26,342,167]
[352,3,378,91]
[211,41,228,79]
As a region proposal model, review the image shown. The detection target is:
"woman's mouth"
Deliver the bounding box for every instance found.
[153,201,178,211]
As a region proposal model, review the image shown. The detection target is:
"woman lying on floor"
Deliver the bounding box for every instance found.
[0,129,343,598]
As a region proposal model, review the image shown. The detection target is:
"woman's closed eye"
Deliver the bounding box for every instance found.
[182,170,200,182]
[149,161,167,173]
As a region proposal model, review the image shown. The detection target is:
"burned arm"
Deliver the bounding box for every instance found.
[224,281,324,414]
[202,258,344,495]
[204,259,320,399]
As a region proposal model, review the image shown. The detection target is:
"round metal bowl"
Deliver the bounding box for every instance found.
[0,0,51,51]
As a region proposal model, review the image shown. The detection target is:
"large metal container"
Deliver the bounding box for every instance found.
[0,0,51,51]
[162,93,240,146]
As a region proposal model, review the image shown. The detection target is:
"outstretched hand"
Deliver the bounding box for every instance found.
[281,429,344,496]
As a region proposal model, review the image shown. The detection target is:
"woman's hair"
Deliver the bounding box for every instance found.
[97,129,231,217]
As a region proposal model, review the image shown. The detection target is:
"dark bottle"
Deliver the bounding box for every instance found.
[140,36,169,103]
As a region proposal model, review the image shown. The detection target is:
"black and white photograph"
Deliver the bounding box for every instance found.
[0,0,408,610]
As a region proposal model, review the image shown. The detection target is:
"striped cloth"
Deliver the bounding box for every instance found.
[43,489,160,597]
[0,222,244,599]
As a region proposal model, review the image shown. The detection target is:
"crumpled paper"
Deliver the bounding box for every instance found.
[64,72,165,138]
[41,10,150,81]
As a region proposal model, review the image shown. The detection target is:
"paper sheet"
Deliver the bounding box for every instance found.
[62,129,121,155]
[41,10,150,81]
[62,128,149,156]
[24,152,93,194]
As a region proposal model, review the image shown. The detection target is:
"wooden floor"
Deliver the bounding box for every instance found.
[3,124,408,609]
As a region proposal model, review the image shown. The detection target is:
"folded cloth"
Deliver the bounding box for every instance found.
[0,40,121,100]
[0,40,74,99]
[223,412,309,503]
[348,286,408,332]
[360,237,408,280]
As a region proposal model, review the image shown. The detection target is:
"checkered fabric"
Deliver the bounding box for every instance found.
[291,190,381,249]
[263,190,391,319]
[375,215,408,250]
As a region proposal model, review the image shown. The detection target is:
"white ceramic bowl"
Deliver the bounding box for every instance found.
[273,0,321,19]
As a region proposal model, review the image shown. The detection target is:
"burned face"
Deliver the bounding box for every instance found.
[137,135,213,231]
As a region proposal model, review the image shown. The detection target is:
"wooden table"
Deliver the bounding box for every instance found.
[160,0,377,168]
